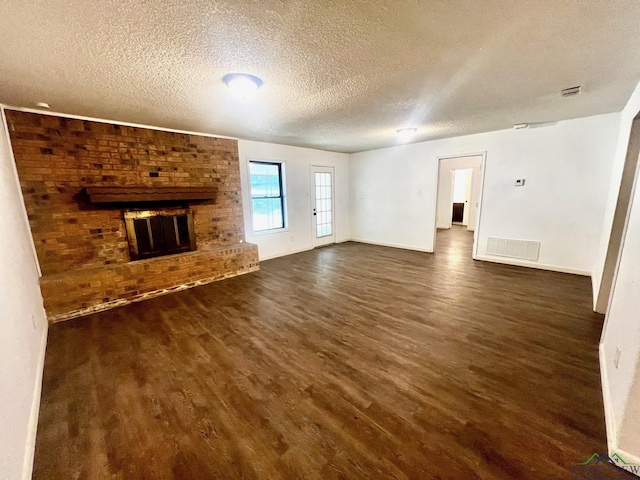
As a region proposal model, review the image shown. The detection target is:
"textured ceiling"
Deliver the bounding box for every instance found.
[1,1,640,153]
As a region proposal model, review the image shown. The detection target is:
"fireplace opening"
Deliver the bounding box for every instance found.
[124,209,196,261]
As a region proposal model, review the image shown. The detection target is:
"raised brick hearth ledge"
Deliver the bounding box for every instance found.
[40,243,259,323]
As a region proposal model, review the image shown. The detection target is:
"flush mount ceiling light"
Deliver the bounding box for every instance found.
[396,127,417,142]
[222,73,263,101]
[35,102,50,109]
[513,123,529,129]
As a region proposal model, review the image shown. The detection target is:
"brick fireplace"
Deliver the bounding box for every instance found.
[6,110,259,322]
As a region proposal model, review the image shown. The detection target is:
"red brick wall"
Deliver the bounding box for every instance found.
[6,111,258,322]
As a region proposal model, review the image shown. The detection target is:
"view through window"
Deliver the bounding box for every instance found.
[250,161,285,232]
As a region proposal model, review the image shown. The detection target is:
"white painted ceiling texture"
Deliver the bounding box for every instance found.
[1,0,639,153]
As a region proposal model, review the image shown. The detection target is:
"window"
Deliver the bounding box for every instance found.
[250,161,285,232]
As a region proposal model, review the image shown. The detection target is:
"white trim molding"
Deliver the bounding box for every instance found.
[474,254,591,276]
[348,238,433,253]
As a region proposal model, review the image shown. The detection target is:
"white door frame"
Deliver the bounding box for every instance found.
[310,165,336,247]
[433,151,487,259]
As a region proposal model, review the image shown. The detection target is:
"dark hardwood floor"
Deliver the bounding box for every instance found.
[34,227,624,479]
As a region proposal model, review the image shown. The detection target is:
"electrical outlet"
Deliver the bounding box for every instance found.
[614,346,622,369]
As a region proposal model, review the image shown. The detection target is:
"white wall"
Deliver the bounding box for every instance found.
[0,108,48,479]
[350,113,620,273]
[593,80,640,311]
[238,140,350,260]
[598,80,640,461]
[600,170,640,455]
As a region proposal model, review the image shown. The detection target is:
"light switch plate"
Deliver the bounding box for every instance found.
[515,179,525,186]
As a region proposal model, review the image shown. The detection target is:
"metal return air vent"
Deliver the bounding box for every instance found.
[486,237,540,261]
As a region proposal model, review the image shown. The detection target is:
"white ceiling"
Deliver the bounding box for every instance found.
[1,1,639,153]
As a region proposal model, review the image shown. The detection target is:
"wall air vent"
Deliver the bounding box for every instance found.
[486,237,540,261]
[561,86,582,97]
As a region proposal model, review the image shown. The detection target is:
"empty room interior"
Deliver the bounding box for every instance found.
[3,1,640,478]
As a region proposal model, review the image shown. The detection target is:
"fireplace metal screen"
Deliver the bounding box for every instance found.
[124,209,196,261]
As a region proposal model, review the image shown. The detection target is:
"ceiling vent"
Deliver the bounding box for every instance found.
[561,86,582,97]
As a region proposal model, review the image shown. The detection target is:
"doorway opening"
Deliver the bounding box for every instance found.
[451,168,473,226]
[434,153,486,257]
[311,165,336,248]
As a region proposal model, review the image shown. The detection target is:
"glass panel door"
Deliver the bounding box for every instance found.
[311,166,335,247]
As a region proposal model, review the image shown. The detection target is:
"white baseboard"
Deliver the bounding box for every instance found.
[611,447,640,477]
[22,323,48,480]
[347,238,433,253]
[259,238,433,261]
[259,246,314,261]
[474,254,591,276]
[600,345,618,451]
[602,344,640,477]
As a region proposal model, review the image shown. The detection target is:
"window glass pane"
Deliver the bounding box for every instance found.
[250,162,281,198]
[252,198,284,231]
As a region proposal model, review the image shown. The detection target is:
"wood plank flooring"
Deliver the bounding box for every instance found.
[34,227,627,479]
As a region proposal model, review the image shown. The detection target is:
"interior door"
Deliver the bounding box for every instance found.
[311,166,335,247]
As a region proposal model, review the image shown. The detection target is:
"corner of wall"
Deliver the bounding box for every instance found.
[598,80,640,474]
[600,344,618,449]
[592,81,640,311]
[0,103,49,480]
[22,323,48,480]
[592,273,602,312]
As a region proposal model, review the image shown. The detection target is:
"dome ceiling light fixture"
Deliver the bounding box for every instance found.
[35,102,51,109]
[222,73,263,101]
[396,127,418,142]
